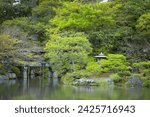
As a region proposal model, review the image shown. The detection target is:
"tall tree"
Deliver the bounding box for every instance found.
[0,0,38,23]
[45,32,92,77]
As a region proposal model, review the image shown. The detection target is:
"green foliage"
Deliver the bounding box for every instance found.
[32,0,61,23]
[86,61,102,76]
[0,34,18,59]
[0,0,149,87]
[2,17,46,41]
[100,54,130,73]
[143,69,150,79]
[132,61,150,71]
[0,0,35,23]
[117,71,131,77]
[111,0,150,61]
[61,75,74,85]
[143,80,150,87]
[49,1,117,54]
[61,70,91,85]
[45,32,92,77]
[96,79,112,86]
[86,54,131,78]
[136,13,150,32]
[50,2,114,31]
[132,61,150,81]
[2,17,31,32]
[10,66,20,76]
[110,73,122,83]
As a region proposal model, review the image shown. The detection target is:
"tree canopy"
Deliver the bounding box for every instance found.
[0,0,150,83]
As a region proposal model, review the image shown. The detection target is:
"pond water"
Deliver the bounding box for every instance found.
[0,77,150,100]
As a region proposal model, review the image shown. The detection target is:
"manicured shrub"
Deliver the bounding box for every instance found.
[132,61,150,71]
[100,54,130,75]
[86,61,102,76]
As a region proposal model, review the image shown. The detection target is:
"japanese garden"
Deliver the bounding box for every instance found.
[0,0,150,99]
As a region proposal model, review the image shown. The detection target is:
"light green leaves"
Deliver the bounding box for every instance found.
[136,13,150,31]
[45,32,92,77]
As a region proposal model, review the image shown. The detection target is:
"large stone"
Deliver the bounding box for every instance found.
[7,73,17,79]
[74,78,96,86]
[0,75,9,80]
[107,79,114,85]
[126,76,143,86]
[76,78,95,83]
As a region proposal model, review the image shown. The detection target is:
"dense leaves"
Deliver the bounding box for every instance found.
[0,0,150,83]
[0,0,38,23]
[45,32,92,77]
[0,34,18,60]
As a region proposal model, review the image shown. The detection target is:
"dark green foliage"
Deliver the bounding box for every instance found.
[111,0,150,61]
[0,0,37,23]
[132,61,150,72]
[32,0,61,23]
[143,80,150,87]
[10,66,20,76]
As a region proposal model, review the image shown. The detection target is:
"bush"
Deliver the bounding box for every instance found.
[143,69,150,80]
[10,66,20,76]
[61,70,90,84]
[61,74,74,84]
[143,80,150,87]
[118,70,131,77]
[86,61,102,76]
[132,61,150,71]
[96,79,113,86]
[100,54,130,74]
[110,73,122,83]
[132,61,150,80]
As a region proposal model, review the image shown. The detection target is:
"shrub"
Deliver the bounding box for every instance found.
[118,70,131,77]
[86,61,102,76]
[132,61,150,71]
[61,74,74,84]
[0,64,6,75]
[143,80,150,87]
[132,61,150,80]
[110,73,122,83]
[141,69,150,80]
[96,79,113,86]
[10,66,20,76]
[61,70,90,84]
[100,54,130,74]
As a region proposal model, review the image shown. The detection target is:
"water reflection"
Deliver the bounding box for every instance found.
[0,78,150,100]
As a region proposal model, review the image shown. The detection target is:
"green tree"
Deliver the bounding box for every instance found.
[0,0,37,23]
[50,1,117,54]
[136,13,150,32]
[0,34,18,60]
[100,54,131,76]
[45,32,92,77]
[110,0,150,61]
[32,0,61,24]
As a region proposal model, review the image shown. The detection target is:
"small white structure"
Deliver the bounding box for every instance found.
[94,52,107,62]
[13,0,21,6]
[101,0,108,2]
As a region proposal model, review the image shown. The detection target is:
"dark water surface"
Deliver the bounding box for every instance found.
[0,77,150,100]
